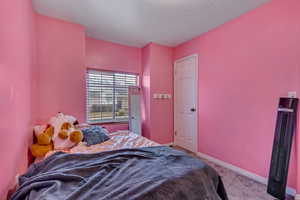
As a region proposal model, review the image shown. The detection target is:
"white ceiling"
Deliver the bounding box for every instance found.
[33,0,270,47]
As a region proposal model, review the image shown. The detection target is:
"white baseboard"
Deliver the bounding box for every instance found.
[197,152,296,197]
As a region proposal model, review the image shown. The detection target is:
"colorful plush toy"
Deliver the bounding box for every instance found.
[49,113,83,150]
[58,126,83,143]
[61,122,72,130]
[31,142,53,158]
[31,125,54,157]
[31,113,84,157]
[37,125,54,145]
[58,130,69,139]
[69,130,83,143]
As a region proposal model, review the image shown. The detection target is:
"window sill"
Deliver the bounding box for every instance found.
[88,121,129,125]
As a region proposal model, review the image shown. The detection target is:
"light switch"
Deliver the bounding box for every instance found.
[162,94,168,99]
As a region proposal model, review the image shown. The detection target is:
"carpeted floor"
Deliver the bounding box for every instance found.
[173,146,294,200]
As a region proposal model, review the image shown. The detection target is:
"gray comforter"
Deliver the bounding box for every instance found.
[11,146,228,200]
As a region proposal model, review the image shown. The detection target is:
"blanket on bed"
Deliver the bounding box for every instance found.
[11,146,228,200]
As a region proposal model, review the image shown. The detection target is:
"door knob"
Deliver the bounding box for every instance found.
[190,108,196,112]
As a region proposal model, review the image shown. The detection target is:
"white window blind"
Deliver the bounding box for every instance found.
[86,70,138,123]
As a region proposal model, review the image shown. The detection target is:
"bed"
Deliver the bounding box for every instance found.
[10,130,228,200]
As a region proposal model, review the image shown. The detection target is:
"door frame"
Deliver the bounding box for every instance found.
[173,54,199,153]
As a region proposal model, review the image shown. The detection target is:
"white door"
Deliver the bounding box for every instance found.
[174,54,198,152]
[129,94,142,135]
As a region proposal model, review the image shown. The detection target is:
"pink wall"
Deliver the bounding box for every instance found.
[141,45,152,139]
[297,112,300,192]
[0,0,36,198]
[142,43,174,144]
[35,17,141,132]
[297,35,300,193]
[36,15,86,123]
[86,37,142,75]
[174,0,300,189]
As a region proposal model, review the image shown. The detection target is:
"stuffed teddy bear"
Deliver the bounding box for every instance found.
[58,130,69,139]
[31,125,54,157]
[37,125,54,145]
[58,124,83,144]
[49,113,83,150]
[69,129,83,143]
[31,113,84,157]
[31,142,53,158]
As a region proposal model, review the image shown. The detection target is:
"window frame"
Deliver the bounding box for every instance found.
[86,69,138,124]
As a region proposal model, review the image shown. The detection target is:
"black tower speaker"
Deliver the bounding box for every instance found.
[267,97,298,200]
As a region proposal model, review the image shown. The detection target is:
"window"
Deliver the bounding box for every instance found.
[86,70,138,123]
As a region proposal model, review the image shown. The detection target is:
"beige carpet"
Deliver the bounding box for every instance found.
[173,146,294,200]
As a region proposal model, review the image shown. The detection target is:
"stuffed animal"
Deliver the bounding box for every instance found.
[58,130,69,139]
[37,125,54,145]
[58,128,83,144]
[49,113,83,150]
[61,122,72,130]
[69,130,83,143]
[31,125,54,157]
[31,113,83,157]
[31,142,53,158]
